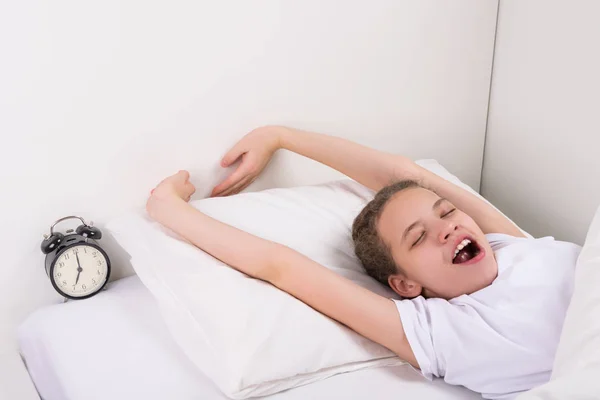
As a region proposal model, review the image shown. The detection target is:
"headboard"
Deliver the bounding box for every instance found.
[0,1,498,353]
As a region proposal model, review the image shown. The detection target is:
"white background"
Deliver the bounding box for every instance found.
[0,0,498,353]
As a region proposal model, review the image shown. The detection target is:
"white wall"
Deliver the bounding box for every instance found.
[0,1,498,353]
[481,0,600,245]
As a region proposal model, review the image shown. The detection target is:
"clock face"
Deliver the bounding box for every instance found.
[52,244,109,298]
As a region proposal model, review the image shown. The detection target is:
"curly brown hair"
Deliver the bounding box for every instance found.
[351,180,422,286]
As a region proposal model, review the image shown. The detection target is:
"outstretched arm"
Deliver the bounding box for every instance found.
[213,126,524,237]
[148,171,418,367]
[280,127,525,237]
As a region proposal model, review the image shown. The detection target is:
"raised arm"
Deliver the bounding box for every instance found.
[280,127,525,238]
[148,171,418,367]
[212,126,524,237]
[413,164,526,238]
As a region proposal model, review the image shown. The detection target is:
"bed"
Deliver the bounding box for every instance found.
[4,0,599,398]
[0,1,537,399]
[18,275,479,400]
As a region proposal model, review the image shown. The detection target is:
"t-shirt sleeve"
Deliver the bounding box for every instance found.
[393,297,440,380]
[393,296,521,384]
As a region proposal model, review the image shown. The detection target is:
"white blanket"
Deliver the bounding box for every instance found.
[516,205,600,399]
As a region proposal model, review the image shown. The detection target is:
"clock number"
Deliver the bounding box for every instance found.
[84,247,87,254]
[57,272,62,277]
[92,278,96,284]
[97,260,102,266]
[72,284,76,291]
[97,270,101,275]
[92,251,98,258]
[82,284,86,290]
[62,280,67,286]
[59,262,65,268]
[64,253,70,260]
[72,248,79,254]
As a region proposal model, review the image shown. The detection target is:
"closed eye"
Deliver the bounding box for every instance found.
[442,208,456,218]
[412,231,425,247]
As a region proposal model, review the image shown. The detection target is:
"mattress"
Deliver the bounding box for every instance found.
[17,276,479,400]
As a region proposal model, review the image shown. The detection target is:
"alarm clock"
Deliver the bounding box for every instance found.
[41,215,111,300]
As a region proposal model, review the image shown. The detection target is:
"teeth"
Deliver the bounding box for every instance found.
[453,239,471,259]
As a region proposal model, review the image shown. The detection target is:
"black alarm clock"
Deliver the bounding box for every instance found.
[41,216,111,300]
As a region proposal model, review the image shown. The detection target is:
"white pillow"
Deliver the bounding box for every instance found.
[515,205,600,400]
[107,180,401,399]
[106,160,525,399]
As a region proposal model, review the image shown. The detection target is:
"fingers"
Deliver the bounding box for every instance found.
[216,175,253,197]
[177,170,190,182]
[247,176,258,189]
[211,163,250,196]
[221,143,246,167]
[186,182,196,200]
[158,170,189,187]
[222,175,258,197]
[150,170,193,198]
[237,176,258,195]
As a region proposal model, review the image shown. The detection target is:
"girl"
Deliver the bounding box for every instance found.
[146,126,580,399]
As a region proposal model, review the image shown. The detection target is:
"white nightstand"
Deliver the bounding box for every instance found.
[0,351,40,400]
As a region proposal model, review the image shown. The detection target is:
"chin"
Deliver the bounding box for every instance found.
[465,255,498,294]
[480,254,498,284]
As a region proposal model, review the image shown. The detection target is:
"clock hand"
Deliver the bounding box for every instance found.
[75,252,83,285]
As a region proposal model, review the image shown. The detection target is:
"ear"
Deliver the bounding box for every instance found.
[388,273,422,299]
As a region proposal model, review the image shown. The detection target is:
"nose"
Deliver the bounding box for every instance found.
[438,220,458,243]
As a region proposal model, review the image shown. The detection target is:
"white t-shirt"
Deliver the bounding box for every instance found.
[394,233,582,399]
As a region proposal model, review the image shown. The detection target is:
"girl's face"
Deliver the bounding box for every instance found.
[377,187,498,300]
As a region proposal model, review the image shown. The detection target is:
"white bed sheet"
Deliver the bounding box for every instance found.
[17,276,479,400]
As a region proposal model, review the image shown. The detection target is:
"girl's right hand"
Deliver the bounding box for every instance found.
[211,126,286,197]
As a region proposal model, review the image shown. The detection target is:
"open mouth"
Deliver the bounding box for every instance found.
[452,238,482,264]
